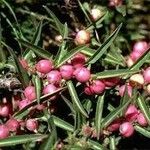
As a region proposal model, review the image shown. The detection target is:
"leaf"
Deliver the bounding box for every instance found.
[137,95,150,125]
[86,12,108,31]
[109,136,116,150]
[53,116,74,132]
[55,45,87,68]
[43,6,64,35]
[95,94,105,139]
[1,41,29,88]
[87,23,122,64]
[102,100,130,128]
[0,134,47,147]
[33,75,42,104]
[13,87,66,119]
[81,47,95,57]
[92,69,139,79]
[130,47,150,70]
[19,39,52,60]
[134,125,150,138]
[66,80,88,118]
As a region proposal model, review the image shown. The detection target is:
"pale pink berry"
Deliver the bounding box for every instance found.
[75,30,90,45]
[109,0,123,7]
[133,41,148,54]
[18,99,30,110]
[91,9,102,21]
[0,125,9,139]
[60,64,74,80]
[55,35,63,43]
[130,51,142,62]
[90,80,105,94]
[26,119,38,132]
[0,103,12,117]
[47,70,62,84]
[107,119,121,132]
[143,67,150,84]
[119,85,132,97]
[43,84,57,100]
[125,105,138,122]
[126,56,134,67]
[119,122,134,137]
[129,73,144,87]
[103,77,120,87]
[146,84,150,94]
[71,53,86,68]
[74,67,91,83]
[84,86,94,95]
[36,59,53,74]
[6,118,20,132]
[24,86,36,101]
[137,113,148,127]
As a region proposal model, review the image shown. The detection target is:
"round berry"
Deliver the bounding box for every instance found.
[26,119,38,132]
[6,118,20,132]
[143,67,150,84]
[24,86,36,101]
[133,41,148,54]
[0,125,9,139]
[137,113,148,127]
[91,8,102,21]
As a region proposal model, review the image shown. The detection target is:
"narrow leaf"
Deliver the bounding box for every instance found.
[67,80,88,118]
[87,23,122,64]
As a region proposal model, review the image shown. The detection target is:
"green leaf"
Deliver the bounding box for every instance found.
[109,136,116,150]
[55,45,87,68]
[102,100,130,128]
[67,80,88,118]
[95,94,105,139]
[19,39,52,60]
[86,12,108,31]
[81,47,95,57]
[0,134,47,147]
[134,125,150,138]
[33,75,42,104]
[116,5,126,16]
[1,41,29,88]
[53,116,74,132]
[13,87,66,119]
[130,47,150,70]
[137,95,150,125]
[87,23,122,64]
[92,69,139,79]
[43,6,64,35]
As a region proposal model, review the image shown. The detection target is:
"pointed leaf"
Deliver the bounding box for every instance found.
[87,23,122,64]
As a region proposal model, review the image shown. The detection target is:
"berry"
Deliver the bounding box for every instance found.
[47,70,62,85]
[119,122,134,137]
[143,67,150,84]
[130,51,142,62]
[60,65,74,80]
[137,113,148,127]
[103,77,120,87]
[109,0,123,7]
[18,99,30,110]
[84,86,94,95]
[36,59,53,74]
[0,103,12,117]
[24,86,36,101]
[74,67,91,83]
[119,85,132,97]
[0,125,9,139]
[75,30,90,45]
[26,119,38,132]
[90,80,105,94]
[126,56,134,67]
[107,119,121,132]
[91,8,102,21]
[133,41,148,54]
[6,118,20,132]
[125,105,138,122]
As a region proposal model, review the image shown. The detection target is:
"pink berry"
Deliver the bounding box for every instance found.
[109,0,123,7]
[119,85,132,97]
[133,41,148,54]
[102,77,120,87]
[119,122,134,137]
[36,59,53,74]
[71,53,86,68]
[26,119,38,132]
[60,64,74,80]
[18,99,30,110]
[0,103,12,117]
[130,51,142,62]
[125,105,138,122]
[143,67,150,84]
[75,30,90,45]
[24,86,36,101]
[107,119,121,132]
[90,80,105,94]
[74,67,91,83]
[91,9,102,21]
[47,70,62,85]
[0,125,9,139]
[137,113,148,127]
[43,84,57,100]
[6,118,20,132]
[84,86,94,95]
